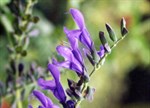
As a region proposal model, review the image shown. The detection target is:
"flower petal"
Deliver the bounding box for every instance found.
[70,8,85,29]
[79,29,93,51]
[33,90,52,107]
[97,45,105,58]
[53,59,83,75]
[64,27,81,50]
[38,78,56,90]
[38,106,45,108]
[28,105,33,108]
[56,45,74,61]
[66,100,76,108]
[48,64,60,83]
[69,8,93,51]
[48,64,66,103]
[70,62,83,75]
[46,96,59,108]
[53,83,66,103]
[72,49,83,66]
[52,59,70,69]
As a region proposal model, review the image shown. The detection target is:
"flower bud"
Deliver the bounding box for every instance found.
[104,43,111,53]
[66,89,74,97]
[99,31,107,45]
[18,63,24,76]
[83,73,90,83]
[31,16,39,23]
[67,79,76,90]
[21,50,27,57]
[86,53,95,66]
[91,46,100,64]
[74,89,82,100]
[15,46,22,53]
[83,48,95,65]
[66,100,76,108]
[84,86,95,102]
[99,31,111,53]
[105,23,117,42]
[121,17,128,36]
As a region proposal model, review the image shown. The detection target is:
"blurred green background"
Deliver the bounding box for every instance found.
[0,0,150,108]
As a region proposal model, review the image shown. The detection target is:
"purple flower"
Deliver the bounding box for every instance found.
[97,45,105,58]
[66,100,76,108]
[30,90,59,108]
[28,105,33,108]
[52,45,85,76]
[64,8,105,62]
[64,8,93,52]
[38,64,66,103]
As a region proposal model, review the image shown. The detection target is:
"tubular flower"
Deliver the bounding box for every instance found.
[29,90,59,108]
[29,7,128,108]
[38,64,66,104]
[52,45,85,76]
[64,8,105,64]
[68,8,93,51]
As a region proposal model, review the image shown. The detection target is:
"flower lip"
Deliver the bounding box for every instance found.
[68,8,94,52]
[32,90,53,107]
[54,45,85,75]
[70,8,85,29]
[47,64,66,103]
[38,64,66,103]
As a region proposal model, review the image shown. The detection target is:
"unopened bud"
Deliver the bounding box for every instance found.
[66,89,74,97]
[105,23,117,42]
[92,47,100,63]
[121,17,128,36]
[67,79,76,90]
[32,16,39,23]
[66,100,76,108]
[86,53,95,66]
[15,46,22,53]
[99,31,107,45]
[83,48,95,65]
[83,73,90,83]
[84,86,95,102]
[99,31,111,53]
[18,63,24,76]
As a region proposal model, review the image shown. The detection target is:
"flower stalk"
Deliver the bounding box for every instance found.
[29,8,128,108]
[1,0,40,107]
[75,36,127,107]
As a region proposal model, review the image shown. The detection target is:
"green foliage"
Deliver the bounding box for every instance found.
[0,0,149,108]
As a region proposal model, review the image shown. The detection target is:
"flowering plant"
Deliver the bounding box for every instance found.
[29,8,128,108]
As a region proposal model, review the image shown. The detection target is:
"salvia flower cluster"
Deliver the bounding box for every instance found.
[29,8,128,108]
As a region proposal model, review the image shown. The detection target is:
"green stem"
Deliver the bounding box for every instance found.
[89,64,98,77]
[15,55,22,108]
[75,68,96,108]
[16,89,22,108]
[89,36,125,77]
[75,36,126,107]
